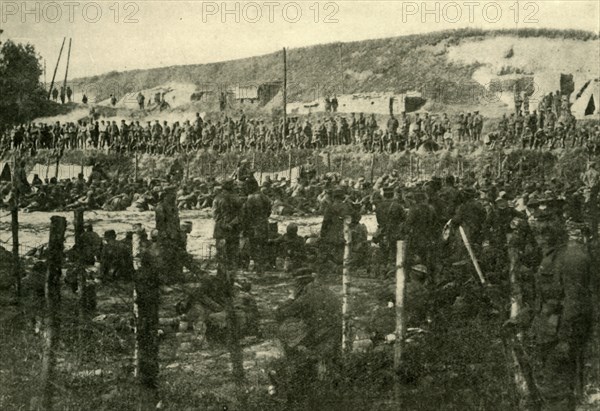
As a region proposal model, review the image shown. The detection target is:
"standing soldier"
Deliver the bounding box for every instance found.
[366,114,378,148]
[514,87,523,114]
[109,120,120,149]
[522,127,534,149]
[242,184,271,274]
[213,180,242,272]
[60,86,66,104]
[386,114,399,142]
[524,196,592,411]
[374,186,406,266]
[537,109,545,131]
[456,113,465,142]
[137,93,145,110]
[319,188,353,269]
[422,112,432,138]
[553,90,562,116]
[403,189,440,275]
[331,95,339,113]
[66,86,73,103]
[358,113,366,140]
[350,113,358,144]
[52,87,59,102]
[523,92,530,113]
[472,111,483,141]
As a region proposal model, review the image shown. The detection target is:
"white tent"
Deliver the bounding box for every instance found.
[572,78,600,119]
[0,162,92,183]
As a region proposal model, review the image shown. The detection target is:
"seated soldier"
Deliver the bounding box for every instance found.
[274,269,342,404]
[98,230,134,282]
[271,223,307,272]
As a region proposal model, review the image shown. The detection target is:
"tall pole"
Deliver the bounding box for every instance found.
[339,43,344,95]
[342,216,352,355]
[62,38,72,102]
[42,216,67,411]
[283,48,287,140]
[394,241,407,370]
[47,37,66,99]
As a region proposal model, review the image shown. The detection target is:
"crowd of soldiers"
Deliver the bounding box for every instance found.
[492,89,598,151]
[3,106,599,157]
[4,138,597,409]
[1,159,380,214]
[207,155,598,410]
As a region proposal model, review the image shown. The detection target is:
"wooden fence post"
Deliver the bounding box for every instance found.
[41,216,67,411]
[288,152,292,181]
[342,216,352,355]
[327,152,331,172]
[74,207,84,318]
[394,240,407,370]
[54,151,60,180]
[73,208,95,329]
[134,230,160,410]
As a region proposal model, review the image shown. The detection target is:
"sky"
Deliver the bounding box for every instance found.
[1,0,599,80]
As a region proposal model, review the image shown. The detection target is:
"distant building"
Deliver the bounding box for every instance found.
[287,92,425,115]
[231,82,282,105]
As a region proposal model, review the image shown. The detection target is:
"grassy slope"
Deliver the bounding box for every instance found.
[73,28,599,105]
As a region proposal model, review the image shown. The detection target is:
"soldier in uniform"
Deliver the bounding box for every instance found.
[242,182,271,274]
[404,189,440,277]
[275,269,342,405]
[137,92,145,110]
[374,185,406,266]
[319,187,354,269]
[213,180,242,273]
[524,196,592,411]
[98,230,134,282]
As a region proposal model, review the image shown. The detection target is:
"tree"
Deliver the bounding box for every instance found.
[0,36,47,125]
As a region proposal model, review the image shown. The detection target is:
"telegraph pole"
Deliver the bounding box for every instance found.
[62,38,72,102]
[283,48,287,140]
[48,37,66,99]
[339,43,344,94]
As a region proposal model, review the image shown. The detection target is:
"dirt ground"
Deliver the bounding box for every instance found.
[1,210,599,410]
[0,210,386,410]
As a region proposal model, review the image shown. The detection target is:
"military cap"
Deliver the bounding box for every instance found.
[104,229,117,240]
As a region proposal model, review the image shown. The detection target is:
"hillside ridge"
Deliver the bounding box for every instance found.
[70,28,599,108]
